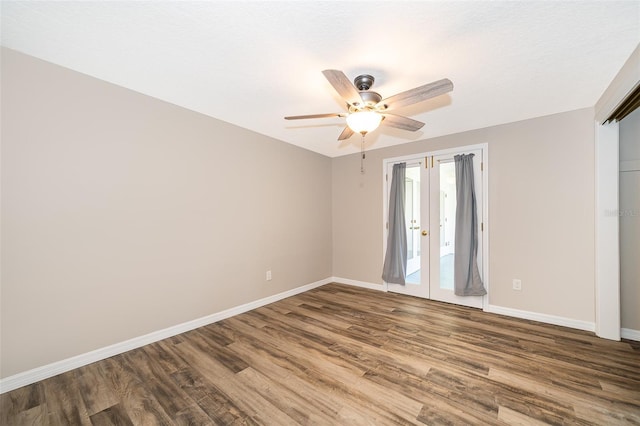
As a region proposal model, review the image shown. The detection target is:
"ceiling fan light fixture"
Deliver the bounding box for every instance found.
[285,70,452,141]
[346,110,382,134]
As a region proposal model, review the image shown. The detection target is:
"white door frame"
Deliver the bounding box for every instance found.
[595,122,621,340]
[382,143,489,310]
[593,45,638,340]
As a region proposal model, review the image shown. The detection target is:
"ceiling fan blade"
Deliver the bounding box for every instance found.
[378,78,453,111]
[337,126,355,141]
[381,114,425,131]
[322,69,364,107]
[284,113,345,120]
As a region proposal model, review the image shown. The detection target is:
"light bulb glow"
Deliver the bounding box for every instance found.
[346,111,382,134]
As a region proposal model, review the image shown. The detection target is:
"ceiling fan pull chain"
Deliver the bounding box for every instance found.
[361,134,366,174]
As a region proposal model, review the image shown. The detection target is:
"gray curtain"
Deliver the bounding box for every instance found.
[382,163,407,285]
[453,154,487,296]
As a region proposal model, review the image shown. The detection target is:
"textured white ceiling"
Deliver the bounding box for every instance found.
[2,1,639,157]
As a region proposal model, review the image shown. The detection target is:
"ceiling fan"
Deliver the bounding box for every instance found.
[285,70,454,140]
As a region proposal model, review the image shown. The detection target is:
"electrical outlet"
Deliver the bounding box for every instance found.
[512,279,522,291]
[266,270,272,281]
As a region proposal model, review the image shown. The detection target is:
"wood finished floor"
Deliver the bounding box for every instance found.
[2,283,639,425]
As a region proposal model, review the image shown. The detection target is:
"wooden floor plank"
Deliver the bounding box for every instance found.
[170,367,251,425]
[173,340,299,425]
[497,405,550,426]
[77,362,119,417]
[2,283,639,425]
[41,372,91,425]
[0,382,45,425]
[226,339,346,419]
[100,355,174,425]
[89,403,134,426]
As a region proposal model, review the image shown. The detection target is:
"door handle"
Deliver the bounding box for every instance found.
[421,230,428,236]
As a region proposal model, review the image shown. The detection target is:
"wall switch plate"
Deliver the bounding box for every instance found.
[266,270,272,281]
[512,279,522,291]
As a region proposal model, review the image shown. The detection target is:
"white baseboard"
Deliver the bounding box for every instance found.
[485,304,595,332]
[0,277,332,394]
[621,328,640,341]
[331,277,385,291]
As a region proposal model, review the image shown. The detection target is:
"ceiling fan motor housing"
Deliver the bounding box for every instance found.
[354,74,375,90]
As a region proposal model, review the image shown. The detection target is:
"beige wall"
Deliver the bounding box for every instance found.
[0,45,605,379]
[0,48,332,378]
[333,108,595,322]
[619,107,640,331]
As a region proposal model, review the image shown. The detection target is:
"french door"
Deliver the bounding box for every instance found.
[384,145,486,309]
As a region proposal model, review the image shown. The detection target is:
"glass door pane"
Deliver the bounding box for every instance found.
[405,166,421,283]
[439,161,456,290]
